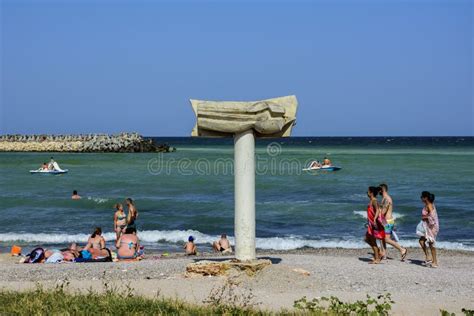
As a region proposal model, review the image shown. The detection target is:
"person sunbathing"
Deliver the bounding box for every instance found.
[84,227,109,259]
[115,227,142,260]
[184,236,197,255]
[212,234,232,253]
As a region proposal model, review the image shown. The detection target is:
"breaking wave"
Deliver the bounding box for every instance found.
[1,229,472,251]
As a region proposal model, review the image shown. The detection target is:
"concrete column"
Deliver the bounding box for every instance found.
[234,129,256,261]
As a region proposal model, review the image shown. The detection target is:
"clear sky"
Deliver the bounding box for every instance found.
[1,0,472,136]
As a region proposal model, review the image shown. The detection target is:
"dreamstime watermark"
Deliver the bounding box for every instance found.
[147,142,315,176]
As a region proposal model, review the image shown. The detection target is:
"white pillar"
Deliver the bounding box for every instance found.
[234,129,256,261]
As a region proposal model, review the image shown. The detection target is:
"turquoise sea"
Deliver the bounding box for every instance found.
[1,137,473,253]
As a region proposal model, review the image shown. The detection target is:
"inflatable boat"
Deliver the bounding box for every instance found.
[303,166,342,172]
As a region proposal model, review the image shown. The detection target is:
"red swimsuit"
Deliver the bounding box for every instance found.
[367,203,385,240]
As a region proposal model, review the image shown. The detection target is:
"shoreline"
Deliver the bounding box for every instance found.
[1,248,473,314]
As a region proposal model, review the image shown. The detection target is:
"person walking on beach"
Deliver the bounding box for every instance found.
[114,203,127,240]
[125,198,138,230]
[378,184,408,261]
[365,186,385,264]
[417,191,439,268]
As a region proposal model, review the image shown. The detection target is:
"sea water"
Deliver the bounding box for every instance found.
[0,137,473,253]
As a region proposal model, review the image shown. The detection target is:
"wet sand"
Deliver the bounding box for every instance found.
[0,248,473,315]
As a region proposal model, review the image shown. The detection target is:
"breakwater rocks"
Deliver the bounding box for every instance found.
[0,133,176,153]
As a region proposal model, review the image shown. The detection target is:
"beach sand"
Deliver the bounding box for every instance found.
[1,248,472,315]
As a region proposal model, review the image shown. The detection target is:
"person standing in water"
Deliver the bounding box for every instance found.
[71,190,81,200]
[114,203,127,240]
[364,186,385,264]
[378,184,407,261]
[125,198,138,230]
[418,191,439,268]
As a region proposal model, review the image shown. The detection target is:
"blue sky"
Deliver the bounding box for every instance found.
[1,0,472,136]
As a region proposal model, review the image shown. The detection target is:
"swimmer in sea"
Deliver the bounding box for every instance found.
[71,190,81,200]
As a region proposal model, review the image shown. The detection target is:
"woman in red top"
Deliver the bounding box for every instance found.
[365,186,384,263]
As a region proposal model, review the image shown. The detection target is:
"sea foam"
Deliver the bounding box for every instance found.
[0,230,472,251]
[353,210,405,219]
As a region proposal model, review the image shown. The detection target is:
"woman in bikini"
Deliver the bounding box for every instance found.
[114,203,127,241]
[115,227,142,260]
[378,184,408,261]
[84,227,109,258]
[419,191,439,268]
[364,186,385,264]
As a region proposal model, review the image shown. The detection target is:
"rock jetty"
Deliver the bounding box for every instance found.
[0,133,176,153]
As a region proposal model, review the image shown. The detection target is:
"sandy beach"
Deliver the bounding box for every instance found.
[1,248,472,315]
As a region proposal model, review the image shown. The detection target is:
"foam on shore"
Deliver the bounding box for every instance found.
[1,230,472,251]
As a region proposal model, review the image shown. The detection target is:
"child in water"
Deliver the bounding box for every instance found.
[184,236,197,255]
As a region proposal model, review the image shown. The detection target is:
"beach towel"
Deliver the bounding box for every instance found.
[45,251,64,263]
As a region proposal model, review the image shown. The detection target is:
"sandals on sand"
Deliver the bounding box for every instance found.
[401,248,408,261]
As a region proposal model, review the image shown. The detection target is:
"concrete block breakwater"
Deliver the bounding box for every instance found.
[0,133,175,153]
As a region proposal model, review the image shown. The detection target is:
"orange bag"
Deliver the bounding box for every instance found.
[10,245,22,256]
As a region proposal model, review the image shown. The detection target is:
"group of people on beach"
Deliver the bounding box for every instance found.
[21,197,143,263]
[67,194,231,259]
[365,183,439,267]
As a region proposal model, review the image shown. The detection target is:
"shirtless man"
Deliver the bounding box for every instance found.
[378,183,407,260]
[71,190,82,200]
[323,157,332,166]
[213,234,232,253]
[184,236,197,255]
[125,198,138,230]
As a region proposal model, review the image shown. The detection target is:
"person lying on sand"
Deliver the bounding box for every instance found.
[115,227,143,260]
[21,247,79,263]
[212,234,232,254]
[184,236,197,255]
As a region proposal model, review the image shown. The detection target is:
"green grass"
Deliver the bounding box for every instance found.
[0,285,267,316]
[3,283,468,316]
